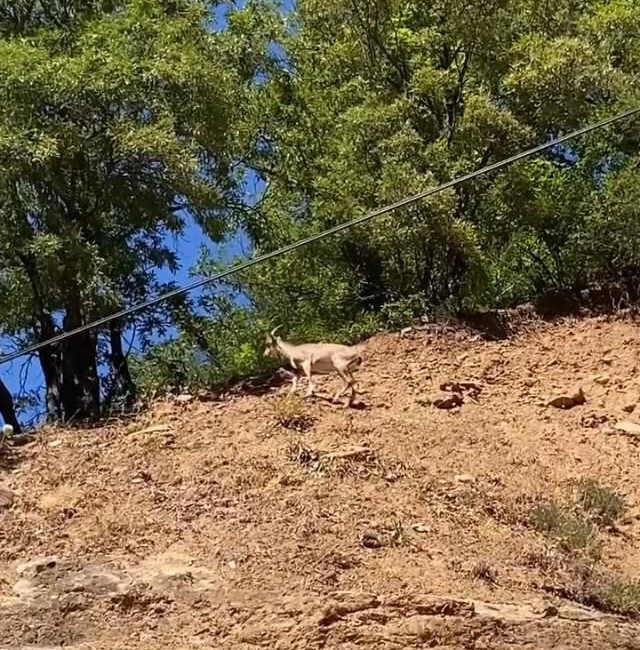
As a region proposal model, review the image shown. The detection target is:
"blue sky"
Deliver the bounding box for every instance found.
[0,214,249,426]
[0,0,295,426]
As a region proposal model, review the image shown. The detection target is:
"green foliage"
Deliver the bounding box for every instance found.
[218,0,640,337]
[572,478,627,527]
[530,501,598,554]
[593,579,640,617]
[0,0,256,420]
[528,479,625,556]
[130,295,274,397]
[131,0,640,398]
[5,0,640,415]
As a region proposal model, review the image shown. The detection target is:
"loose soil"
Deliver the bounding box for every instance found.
[2,313,640,649]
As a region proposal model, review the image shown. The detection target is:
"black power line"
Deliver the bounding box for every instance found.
[1,105,639,366]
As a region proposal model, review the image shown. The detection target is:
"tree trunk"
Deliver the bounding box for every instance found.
[37,312,64,421]
[60,290,100,422]
[16,253,64,422]
[0,377,21,434]
[109,322,136,410]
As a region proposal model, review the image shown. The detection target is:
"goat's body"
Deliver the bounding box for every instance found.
[279,342,362,375]
[265,335,364,405]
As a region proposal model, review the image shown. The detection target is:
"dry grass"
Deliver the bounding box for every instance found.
[528,479,627,556]
[530,501,598,554]
[470,561,499,585]
[2,315,640,648]
[593,579,640,617]
[271,395,315,431]
[571,478,626,527]
[38,483,83,515]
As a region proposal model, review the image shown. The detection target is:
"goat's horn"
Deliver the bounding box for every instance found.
[270,325,282,338]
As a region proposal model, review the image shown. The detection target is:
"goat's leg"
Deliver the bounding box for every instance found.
[289,373,299,395]
[345,371,357,405]
[346,358,363,393]
[333,367,351,402]
[302,359,315,397]
[332,363,355,406]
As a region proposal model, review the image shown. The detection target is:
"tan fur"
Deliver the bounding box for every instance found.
[264,328,364,405]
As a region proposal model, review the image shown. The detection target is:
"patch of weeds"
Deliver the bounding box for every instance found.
[320,447,404,481]
[572,478,626,527]
[530,501,598,554]
[287,441,319,468]
[591,578,640,617]
[287,440,405,482]
[469,561,498,585]
[271,396,315,432]
[520,545,563,573]
[552,566,640,619]
[389,519,408,547]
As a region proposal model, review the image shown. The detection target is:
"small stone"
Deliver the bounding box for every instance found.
[360,532,383,549]
[12,578,39,599]
[11,433,37,447]
[431,392,463,410]
[440,380,481,395]
[49,439,63,448]
[622,394,639,414]
[590,375,610,386]
[400,327,413,337]
[174,394,194,404]
[412,523,431,534]
[549,387,586,409]
[16,556,60,579]
[0,485,15,509]
[614,421,640,436]
[455,474,475,484]
[581,412,608,429]
[227,560,238,570]
[1,424,14,436]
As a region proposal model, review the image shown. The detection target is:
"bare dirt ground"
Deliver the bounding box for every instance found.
[2,313,640,649]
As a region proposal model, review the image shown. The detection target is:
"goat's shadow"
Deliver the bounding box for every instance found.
[311,392,369,410]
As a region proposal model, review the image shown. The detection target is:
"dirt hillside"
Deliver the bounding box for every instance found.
[2,313,640,649]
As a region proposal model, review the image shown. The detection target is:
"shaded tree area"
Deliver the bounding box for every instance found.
[0,0,274,424]
[229,0,640,324]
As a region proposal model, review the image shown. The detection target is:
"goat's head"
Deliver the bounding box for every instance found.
[263,325,282,359]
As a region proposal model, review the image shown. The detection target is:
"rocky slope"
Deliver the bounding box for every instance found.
[1,313,640,648]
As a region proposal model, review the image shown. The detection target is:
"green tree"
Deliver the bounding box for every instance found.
[217,0,640,332]
[0,0,253,422]
[144,0,640,398]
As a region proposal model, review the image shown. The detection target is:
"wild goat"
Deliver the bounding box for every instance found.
[264,326,364,405]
